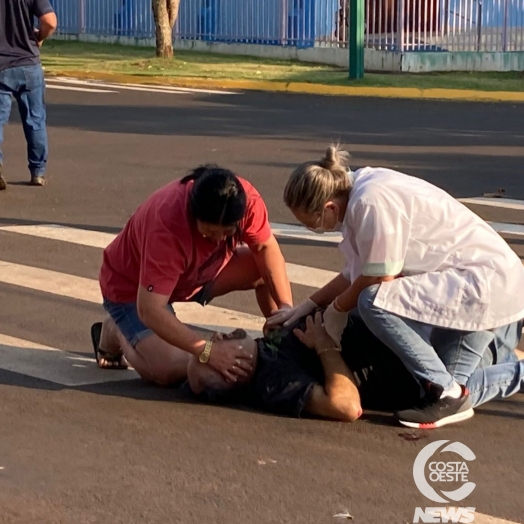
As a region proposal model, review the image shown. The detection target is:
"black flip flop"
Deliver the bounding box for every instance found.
[90,322,128,370]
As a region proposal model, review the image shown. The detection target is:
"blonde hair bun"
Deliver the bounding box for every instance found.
[283,144,353,214]
[320,145,350,171]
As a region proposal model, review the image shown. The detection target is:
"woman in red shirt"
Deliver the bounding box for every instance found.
[92,165,293,385]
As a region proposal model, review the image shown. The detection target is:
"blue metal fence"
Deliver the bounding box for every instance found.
[50,0,342,48]
[50,0,524,51]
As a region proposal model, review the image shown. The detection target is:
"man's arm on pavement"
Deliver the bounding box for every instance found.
[306,350,362,422]
[294,312,362,422]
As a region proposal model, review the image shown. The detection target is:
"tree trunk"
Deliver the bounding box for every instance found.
[152,0,181,59]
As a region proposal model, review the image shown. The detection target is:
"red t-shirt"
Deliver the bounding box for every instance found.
[99,177,272,303]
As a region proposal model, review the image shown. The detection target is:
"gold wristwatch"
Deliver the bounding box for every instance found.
[198,340,213,364]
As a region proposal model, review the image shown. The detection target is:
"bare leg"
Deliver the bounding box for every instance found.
[125,333,190,387]
[99,316,122,353]
[95,316,128,369]
[97,315,189,384]
[207,246,278,317]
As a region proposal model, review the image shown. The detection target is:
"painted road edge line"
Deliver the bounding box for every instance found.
[43,71,524,102]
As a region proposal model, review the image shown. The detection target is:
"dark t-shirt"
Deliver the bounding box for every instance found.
[0,0,54,71]
[203,314,422,418]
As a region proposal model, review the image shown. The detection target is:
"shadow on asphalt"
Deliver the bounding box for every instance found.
[38,94,524,146]
[31,92,524,199]
[359,412,399,427]
[2,368,522,425]
[0,368,324,423]
[6,181,36,187]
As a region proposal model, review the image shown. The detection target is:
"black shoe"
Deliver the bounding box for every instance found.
[395,386,474,429]
[0,169,6,191]
[29,175,46,186]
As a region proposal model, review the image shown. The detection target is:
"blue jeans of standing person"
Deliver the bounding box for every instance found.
[358,284,523,395]
[0,64,48,178]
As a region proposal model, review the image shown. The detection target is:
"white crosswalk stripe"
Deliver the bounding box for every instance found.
[0,223,339,288]
[47,84,118,93]
[0,255,265,384]
[0,240,268,384]
[0,221,333,386]
[0,261,265,337]
[487,222,524,237]
[458,197,524,211]
[0,333,138,386]
[46,77,239,96]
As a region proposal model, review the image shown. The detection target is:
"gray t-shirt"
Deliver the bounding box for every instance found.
[0,0,54,71]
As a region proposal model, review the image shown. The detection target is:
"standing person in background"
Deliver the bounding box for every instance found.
[0,0,57,190]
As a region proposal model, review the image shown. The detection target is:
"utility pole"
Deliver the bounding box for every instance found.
[349,0,365,79]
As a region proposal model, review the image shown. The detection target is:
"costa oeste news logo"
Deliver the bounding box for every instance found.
[413,440,476,523]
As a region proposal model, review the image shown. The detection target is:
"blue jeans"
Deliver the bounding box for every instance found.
[103,284,212,347]
[0,64,48,177]
[358,284,520,392]
[103,298,176,348]
[468,357,524,408]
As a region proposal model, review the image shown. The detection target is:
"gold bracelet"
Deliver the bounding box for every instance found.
[316,347,341,356]
[333,297,345,313]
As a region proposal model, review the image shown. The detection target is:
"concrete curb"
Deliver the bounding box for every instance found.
[44,70,524,102]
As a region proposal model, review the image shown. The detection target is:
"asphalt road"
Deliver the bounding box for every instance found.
[0,81,523,524]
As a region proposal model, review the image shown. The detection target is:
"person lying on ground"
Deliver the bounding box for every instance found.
[187,312,524,427]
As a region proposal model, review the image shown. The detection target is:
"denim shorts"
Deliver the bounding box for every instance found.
[103,284,213,347]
